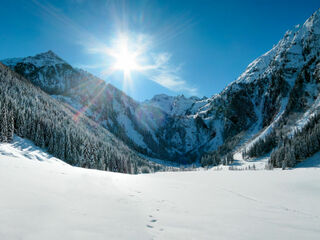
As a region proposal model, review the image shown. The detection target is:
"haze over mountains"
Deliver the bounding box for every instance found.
[2,9,320,170]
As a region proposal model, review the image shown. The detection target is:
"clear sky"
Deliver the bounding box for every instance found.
[0,0,319,101]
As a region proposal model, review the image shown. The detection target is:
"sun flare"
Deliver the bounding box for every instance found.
[110,36,141,73]
[113,48,138,72]
[101,33,152,93]
[102,33,153,92]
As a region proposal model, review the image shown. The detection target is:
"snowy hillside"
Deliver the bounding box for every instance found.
[1,144,320,240]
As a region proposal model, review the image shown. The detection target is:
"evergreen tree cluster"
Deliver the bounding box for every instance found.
[243,131,279,158]
[200,152,221,167]
[200,134,239,168]
[0,63,162,174]
[200,151,235,168]
[0,100,14,142]
[269,112,320,169]
[200,131,245,167]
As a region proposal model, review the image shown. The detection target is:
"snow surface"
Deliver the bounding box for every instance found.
[1,138,320,240]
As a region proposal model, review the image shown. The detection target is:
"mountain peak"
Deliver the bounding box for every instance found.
[303,8,320,34]
[38,50,57,57]
[1,50,66,68]
[32,50,65,64]
[233,8,320,87]
[311,8,320,19]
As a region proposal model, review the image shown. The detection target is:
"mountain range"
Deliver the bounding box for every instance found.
[2,9,320,170]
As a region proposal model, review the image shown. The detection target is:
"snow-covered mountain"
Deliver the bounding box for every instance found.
[2,50,99,94]
[3,9,320,167]
[156,8,320,167]
[1,50,211,162]
[200,9,320,166]
[2,51,170,157]
[1,50,219,162]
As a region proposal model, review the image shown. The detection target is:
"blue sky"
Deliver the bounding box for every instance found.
[0,0,319,101]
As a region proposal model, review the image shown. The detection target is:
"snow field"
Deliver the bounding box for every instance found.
[1,138,320,240]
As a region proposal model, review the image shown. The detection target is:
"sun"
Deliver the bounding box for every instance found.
[103,33,151,93]
[110,35,140,74]
[113,47,138,72]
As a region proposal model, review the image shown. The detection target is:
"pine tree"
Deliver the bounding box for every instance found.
[0,105,8,142]
[6,110,14,142]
